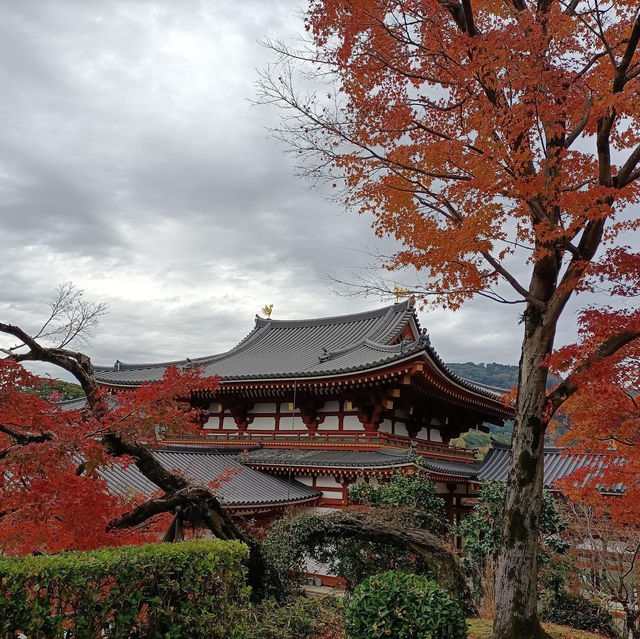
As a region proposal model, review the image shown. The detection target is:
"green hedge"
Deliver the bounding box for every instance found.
[0,539,250,639]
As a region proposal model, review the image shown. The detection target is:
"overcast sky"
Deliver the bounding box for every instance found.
[0,0,630,380]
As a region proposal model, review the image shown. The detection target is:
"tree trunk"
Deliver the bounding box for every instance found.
[493,308,554,639]
[624,605,640,639]
[300,510,472,610]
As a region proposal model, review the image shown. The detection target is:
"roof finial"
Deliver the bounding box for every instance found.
[418,328,431,346]
[393,286,409,302]
[114,359,121,371]
[318,347,330,363]
[261,304,273,319]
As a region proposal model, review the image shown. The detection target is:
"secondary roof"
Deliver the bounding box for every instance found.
[99,449,319,509]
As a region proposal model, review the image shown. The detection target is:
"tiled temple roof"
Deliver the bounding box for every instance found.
[244,447,416,470]
[474,442,624,493]
[94,443,622,507]
[93,301,504,403]
[420,442,624,493]
[98,449,319,508]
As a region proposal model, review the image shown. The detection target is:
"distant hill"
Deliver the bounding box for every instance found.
[25,379,85,401]
[446,362,519,390]
[446,361,562,391]
[446,362,564,450]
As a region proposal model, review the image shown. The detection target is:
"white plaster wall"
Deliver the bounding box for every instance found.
[320,490,343,500]
[222,416,237,430]
[343,415,363,431]
[279,415,305,430]
[305,556,333,576]
[315,476,342,488]
[395,423,409,437]
[317,416,339,430]
[395,409,409,420]
[323,400,340,411]
[430,417,443,426]
[430,429,443,442]
[248,417,275,430]
[378,418,393,434]
[296,475,314,486]
[202,415,219,429]
[249,402,277,413]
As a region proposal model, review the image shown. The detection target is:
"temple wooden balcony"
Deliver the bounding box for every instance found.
[162,430,479,464]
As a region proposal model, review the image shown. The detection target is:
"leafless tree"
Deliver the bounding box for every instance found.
[567,501,640,639]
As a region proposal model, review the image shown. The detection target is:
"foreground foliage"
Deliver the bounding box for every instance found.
[540,591,617,638]
[243,596,345,639]
[0,356,217,555]
[467,619,611,639]
[0,539,250,639]
[349,469,446,532]
[345,571,467,639]
[261,0,640,634]
[264,473,465,599]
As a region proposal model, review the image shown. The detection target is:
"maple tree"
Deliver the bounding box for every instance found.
[0,286,252,568]
[0,358,213,555]
[260,1,640,637]
[551,308,640,522]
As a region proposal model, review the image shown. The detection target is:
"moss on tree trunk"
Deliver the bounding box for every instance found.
[493,314,554,639]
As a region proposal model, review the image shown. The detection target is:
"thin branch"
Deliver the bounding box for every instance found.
[616,142,640,188]
[481,251,547,309]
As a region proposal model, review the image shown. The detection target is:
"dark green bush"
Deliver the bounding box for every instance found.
[345,570,467,639]
[540,591,617,637]
[0,539,250,639]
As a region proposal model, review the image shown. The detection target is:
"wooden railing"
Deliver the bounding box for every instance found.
[163,430,479,462]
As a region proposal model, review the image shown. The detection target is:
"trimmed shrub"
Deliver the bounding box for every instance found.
[345,570,467,639]
[540,591,617,637]
[0,539,250,639]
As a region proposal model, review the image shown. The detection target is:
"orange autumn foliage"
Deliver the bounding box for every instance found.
[0,359,218,555]
[549,309,640,524]
[263,3,640,634]
[262,0,640,308]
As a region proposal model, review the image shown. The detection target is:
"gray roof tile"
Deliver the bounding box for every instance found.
[98,450,319,507]
[245,447,415,469]
[476,443,625,493]
[421,458,482,477]
[93,301,503,402]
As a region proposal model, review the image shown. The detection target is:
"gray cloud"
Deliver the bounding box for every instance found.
[1,0,632,384]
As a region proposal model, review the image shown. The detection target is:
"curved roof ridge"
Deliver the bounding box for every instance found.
[253,300,411,329]
[324,337,418,361]
[362,338,419,352]
[95,301,412,373]
[372,303,417,344]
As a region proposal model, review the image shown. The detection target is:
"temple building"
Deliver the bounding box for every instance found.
[94,300,516,522]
